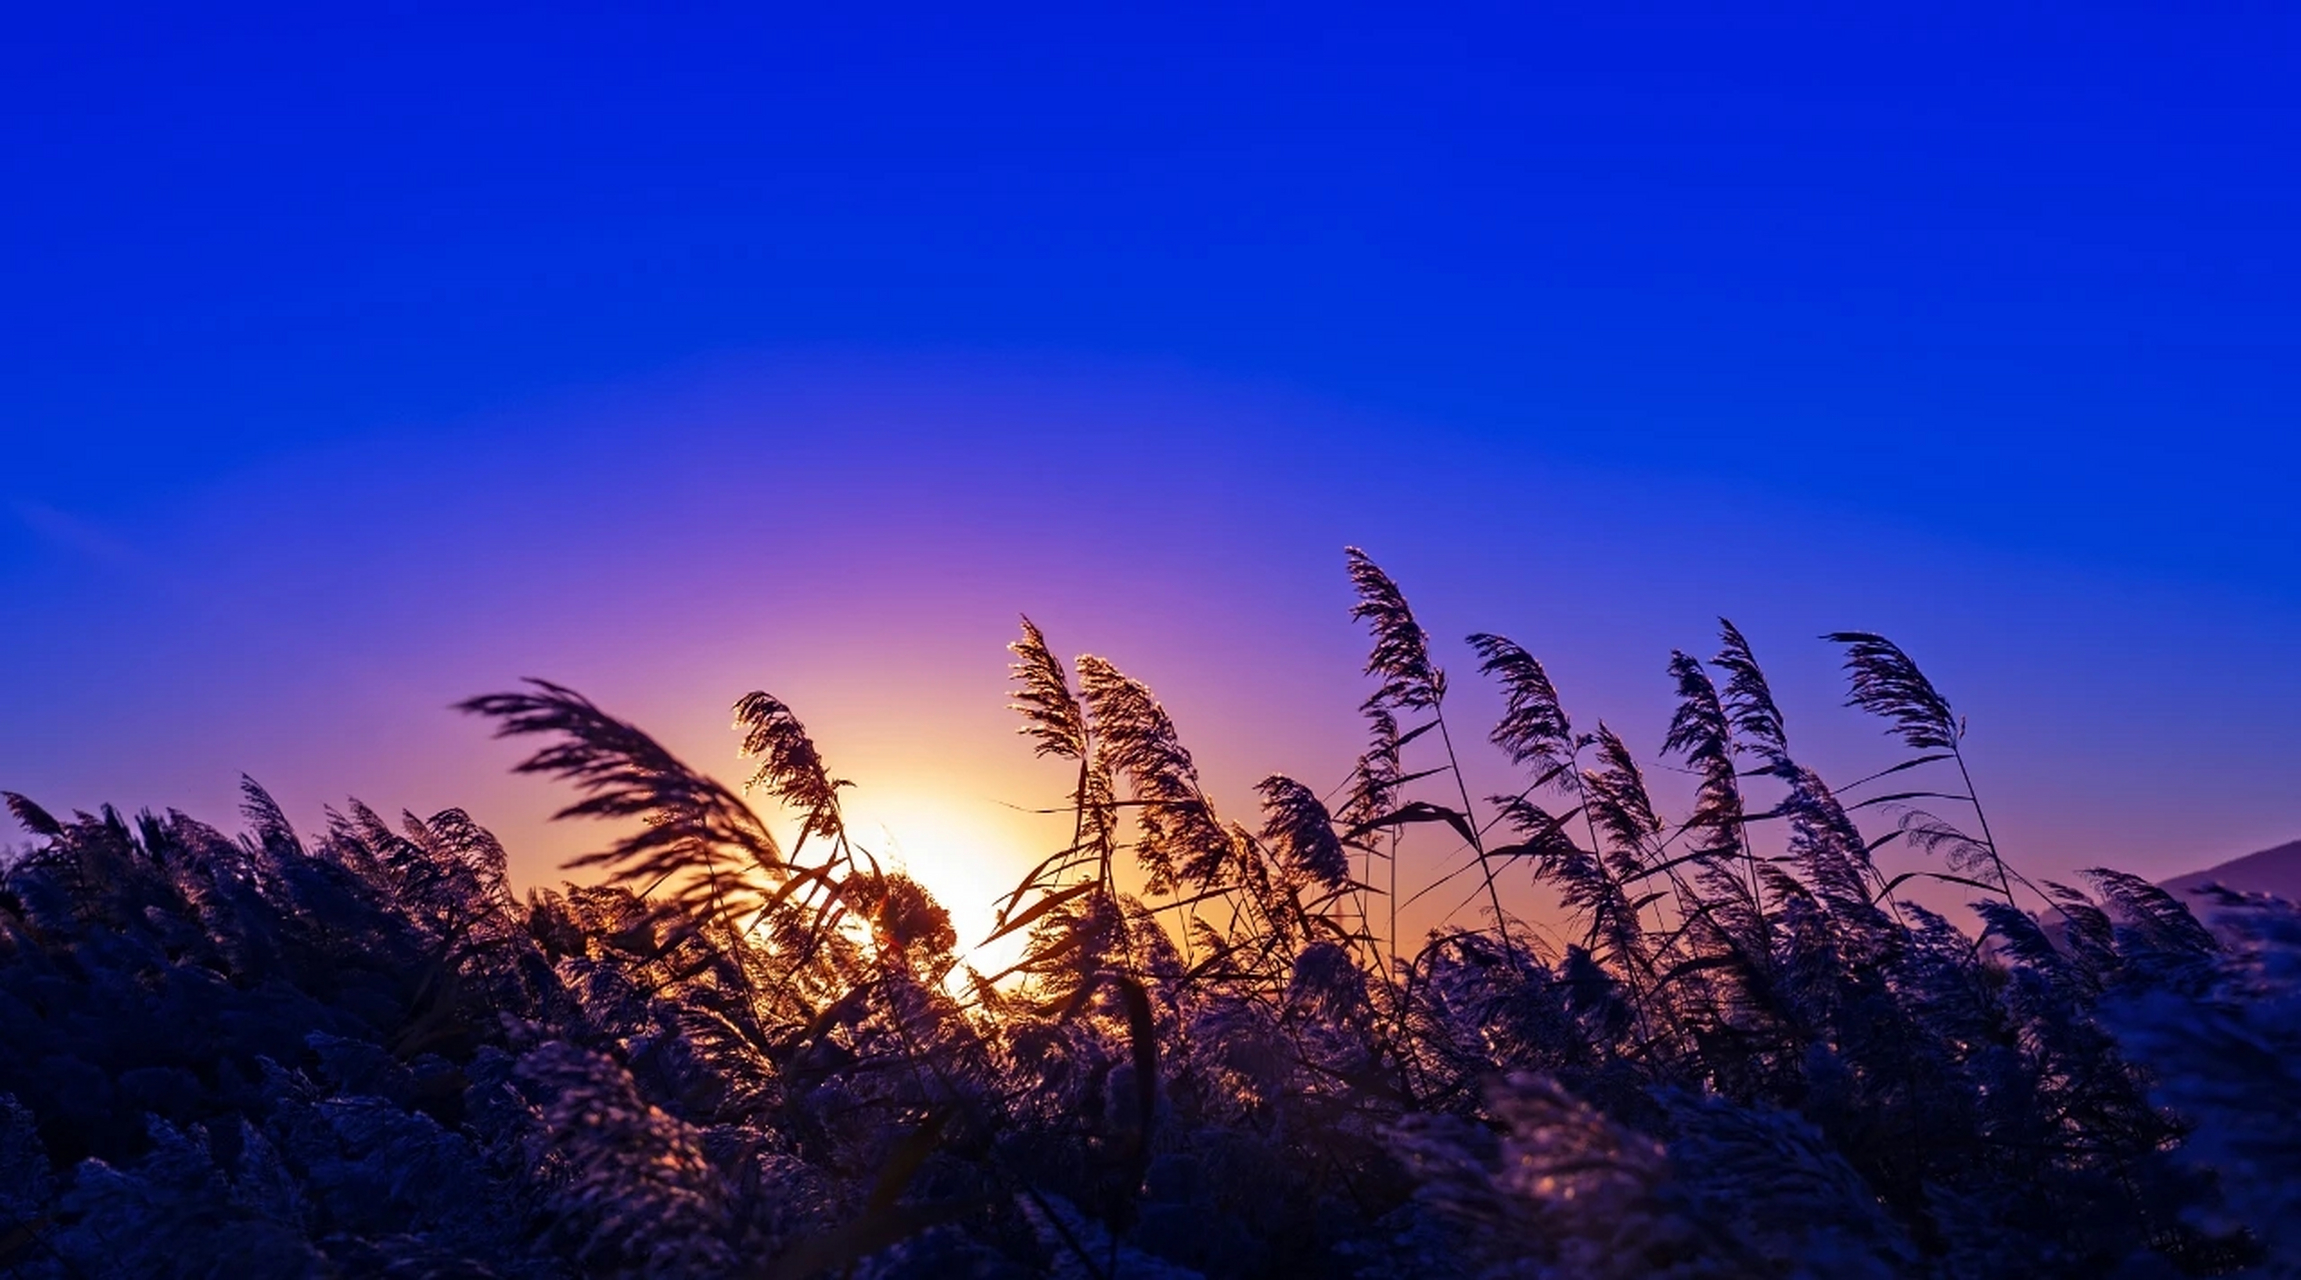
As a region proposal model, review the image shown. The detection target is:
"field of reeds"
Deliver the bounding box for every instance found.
[2,549,2295,1278]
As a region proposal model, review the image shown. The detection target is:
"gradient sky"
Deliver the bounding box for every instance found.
[5,4,2297,945]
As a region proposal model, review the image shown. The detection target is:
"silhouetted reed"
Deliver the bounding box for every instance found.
[0,548,2290,1278]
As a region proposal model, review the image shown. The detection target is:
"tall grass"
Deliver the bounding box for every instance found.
[0,547,2291,1278]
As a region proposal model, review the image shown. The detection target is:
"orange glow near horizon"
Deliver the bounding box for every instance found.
[840,784,1065,979]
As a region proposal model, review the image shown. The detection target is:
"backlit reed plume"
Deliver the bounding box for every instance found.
[0,548,2282,1279]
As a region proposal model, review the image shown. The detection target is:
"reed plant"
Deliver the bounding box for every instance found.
[0,548,2289,1278]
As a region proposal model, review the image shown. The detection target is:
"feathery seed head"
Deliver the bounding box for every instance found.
[1826,631,1959,751]
[1468,632,1574,780]
[1347,547,1446,710]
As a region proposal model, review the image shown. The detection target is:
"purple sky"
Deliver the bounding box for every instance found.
[6,5,2297,942]
[6,353,2294,945]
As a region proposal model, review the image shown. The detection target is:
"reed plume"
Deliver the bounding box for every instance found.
[1346,546,1445,711]
[1077,654,1233,895]
[0,547,2275,1279]
[1467,632,1578,785]
[1347,548,1515,954]
[1254,775,1350,890]
[457,680,782,929]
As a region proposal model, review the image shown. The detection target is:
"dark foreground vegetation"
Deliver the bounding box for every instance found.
[3,550,2296,1278]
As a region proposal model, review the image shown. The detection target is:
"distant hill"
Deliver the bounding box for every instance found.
[2162,838,2301,903]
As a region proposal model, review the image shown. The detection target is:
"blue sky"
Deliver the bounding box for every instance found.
[4,4,2296,910]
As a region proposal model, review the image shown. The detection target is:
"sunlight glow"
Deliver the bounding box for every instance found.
[841,786,1056,982]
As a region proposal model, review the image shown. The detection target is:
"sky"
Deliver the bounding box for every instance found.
[4,4,2297,949]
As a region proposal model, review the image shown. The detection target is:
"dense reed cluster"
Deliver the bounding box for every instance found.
[2,549,2295,1278]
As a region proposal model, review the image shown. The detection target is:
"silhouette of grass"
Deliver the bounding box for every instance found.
[0,547,2289,1278]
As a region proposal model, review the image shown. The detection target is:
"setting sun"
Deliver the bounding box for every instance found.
[845,786,1058,979]
[6,4,2295,1274]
